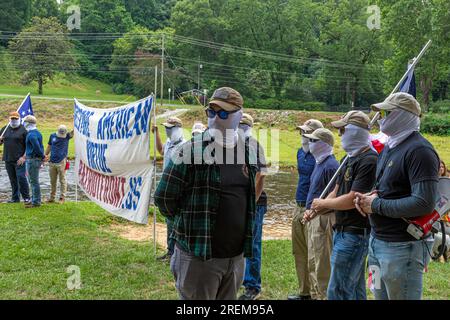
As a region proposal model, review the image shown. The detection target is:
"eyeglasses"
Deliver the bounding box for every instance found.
[309,138,319,143]
[205,108,240,120]
[338,127,345,136]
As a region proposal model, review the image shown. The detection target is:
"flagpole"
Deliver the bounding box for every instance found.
[153,65,158,258]
[0,92,30,139]
[304,40,432,222]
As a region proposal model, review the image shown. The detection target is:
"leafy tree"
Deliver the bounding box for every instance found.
[0,0,32,46]
[31,0,59,18]
[9,17,77,94]
[124,0,176,30]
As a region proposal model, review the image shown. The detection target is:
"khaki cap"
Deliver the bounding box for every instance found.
[331,110,370,130]
[162,116,183,128]
[304,128,335,147]
[297,119,324,133]
[192,122,206,134]
[240,113,254,127]
[371,92,421,116]
[209,87,243,111]
[23,115,37,124]
[9,111,20,119]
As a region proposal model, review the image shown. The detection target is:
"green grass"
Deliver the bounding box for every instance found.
[0,202,448,299]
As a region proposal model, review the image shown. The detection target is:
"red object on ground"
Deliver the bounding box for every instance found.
[65,160,70,171]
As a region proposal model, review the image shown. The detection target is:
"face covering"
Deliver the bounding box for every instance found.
[165,126,184,143]
[309,140,333,164]
[24,122,36,132]
[341,124,371,157]
[10,119,20,128]
[380,109,420,149]
[238,124,252,138]
[301,136,310,153]
[208,110,242,147]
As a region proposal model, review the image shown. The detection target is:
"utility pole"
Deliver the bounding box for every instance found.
[160,34,165,108]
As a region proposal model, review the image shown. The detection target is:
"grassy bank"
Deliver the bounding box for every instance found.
[0,202,448,299]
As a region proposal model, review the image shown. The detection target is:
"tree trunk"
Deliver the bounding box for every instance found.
[38,76,43,95]
[420,75,432,112]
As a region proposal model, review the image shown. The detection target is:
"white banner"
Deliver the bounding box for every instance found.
[73,96,153,224]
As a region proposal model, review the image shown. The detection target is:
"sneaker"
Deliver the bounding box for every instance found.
[59,198,65,204]
[46,198,56,203]
[238,288,261,300]
[7,199,20,203]
[157,252,172,262]
[287,294,312,300]
[25,203,41,208]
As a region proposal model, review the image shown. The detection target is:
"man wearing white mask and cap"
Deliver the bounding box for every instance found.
[44,125,74,204]
[304,111,378,300]
[191,122,206,137]
[354,92,440,300]
[155,87,261,300]
[152,116,186,261]
[301,127,339,299]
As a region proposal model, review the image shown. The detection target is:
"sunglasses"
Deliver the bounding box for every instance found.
[338,127,345,136]
[205,108,240,120]
[309,138,319,143]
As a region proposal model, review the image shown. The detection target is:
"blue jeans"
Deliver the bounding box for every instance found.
[26,159,42,205]
[368,236,432,300]
[327,231,369,300]
[5,161,30,202]
[243,205,267,293]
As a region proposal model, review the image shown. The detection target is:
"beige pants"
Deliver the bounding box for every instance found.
[292,205,314,297]
[308,212,334,300]
[49,160,67,201]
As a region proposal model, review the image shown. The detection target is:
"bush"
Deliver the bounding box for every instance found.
[429,100,450,114]
[246,99,327,111]
[421,113,450,136]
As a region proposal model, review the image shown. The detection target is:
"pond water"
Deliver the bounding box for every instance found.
[0,161,299,224]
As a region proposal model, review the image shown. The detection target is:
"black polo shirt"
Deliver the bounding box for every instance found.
[0,125,28,162]
[335,149,378,229]
[369,132,440,242]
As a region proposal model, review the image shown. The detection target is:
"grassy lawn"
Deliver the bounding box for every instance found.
[0,202,448,299]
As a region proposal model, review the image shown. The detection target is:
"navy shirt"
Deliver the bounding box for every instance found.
[306,155,339,209]
[25,129,44,159]
[296,148,316,204]
[48,133,72,163]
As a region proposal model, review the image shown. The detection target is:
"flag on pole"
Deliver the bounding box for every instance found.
[370,64,417,153]
[17,94,34,123]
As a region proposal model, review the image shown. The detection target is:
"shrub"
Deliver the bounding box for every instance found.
[421,113,450,136]
[429,100,450,114]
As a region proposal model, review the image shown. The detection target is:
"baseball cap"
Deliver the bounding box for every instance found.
[240,113,254,127]
[57,125,68,138]
[371,92,421,116]
[23,115,37,124]
[297,119,324,133]
[192,122,206,135]
[304,128,335,147]
[9,111,20,119]
[209,87,243,111]
[331,110,370,130]
[162,117,183,128]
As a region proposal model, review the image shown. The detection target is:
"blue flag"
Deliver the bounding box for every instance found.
[400,64,416,98]
[17,94,34,123]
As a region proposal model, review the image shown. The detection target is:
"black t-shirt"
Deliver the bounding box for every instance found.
[335,149,378,229]
[0,125,28,162]
[212,146,250,258]
[247,137,268,206]
[369,132,440,242]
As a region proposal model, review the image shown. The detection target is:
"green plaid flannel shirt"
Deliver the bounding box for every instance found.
[154,130,258,260]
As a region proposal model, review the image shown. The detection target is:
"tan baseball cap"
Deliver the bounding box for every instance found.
[23,115,37,124]
[240,113,254,127]
[9,111,20,119]
[304,128,335,147]
[209,87,243,111]
[371,92,421,116]
[192,122,206,134]
[162,116,183,128]
[331,110,370,130]
[297,119,324,133]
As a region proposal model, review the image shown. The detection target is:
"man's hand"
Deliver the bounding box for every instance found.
[17,156,26,166]
[301,209,318,224]
[311,198,327,213]
[354,191,378,217]
[43,155,49,163]
[151,125,158,133]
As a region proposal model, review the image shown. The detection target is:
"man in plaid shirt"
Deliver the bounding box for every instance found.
[155,87,262,300]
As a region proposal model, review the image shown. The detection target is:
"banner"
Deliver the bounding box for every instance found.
[74,96,153,224]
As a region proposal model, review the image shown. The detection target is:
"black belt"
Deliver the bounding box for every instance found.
[333,225,369,236]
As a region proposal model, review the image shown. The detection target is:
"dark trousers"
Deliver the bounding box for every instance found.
[5,161,30,202]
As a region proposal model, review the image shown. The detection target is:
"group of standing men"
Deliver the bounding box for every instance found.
[0,113,73,207]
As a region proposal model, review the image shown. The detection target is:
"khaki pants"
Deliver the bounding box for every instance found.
[49,160,67,201]
[308,212,334,300]
[292,204,314,297]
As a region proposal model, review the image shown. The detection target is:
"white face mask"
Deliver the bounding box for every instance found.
[238,124,252,138]
[165,126,183,142]
[341,124,370,157]
[24,122,36,131]
[10,119,20,128]
[208,110,242,147]
[301,136,310,153]
[380,109,420,149]
[309,140,333,164]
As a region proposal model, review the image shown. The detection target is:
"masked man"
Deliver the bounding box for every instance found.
[237,113,267,300]
[355,92,440,300]
[288,119,323,300]
[305,111,378,300]
[155,87,261,300]
[192,122,206,137]
[23,115,44,208]
[0,112,30,204]
[302,128,339,299]
[152,116,186,261]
